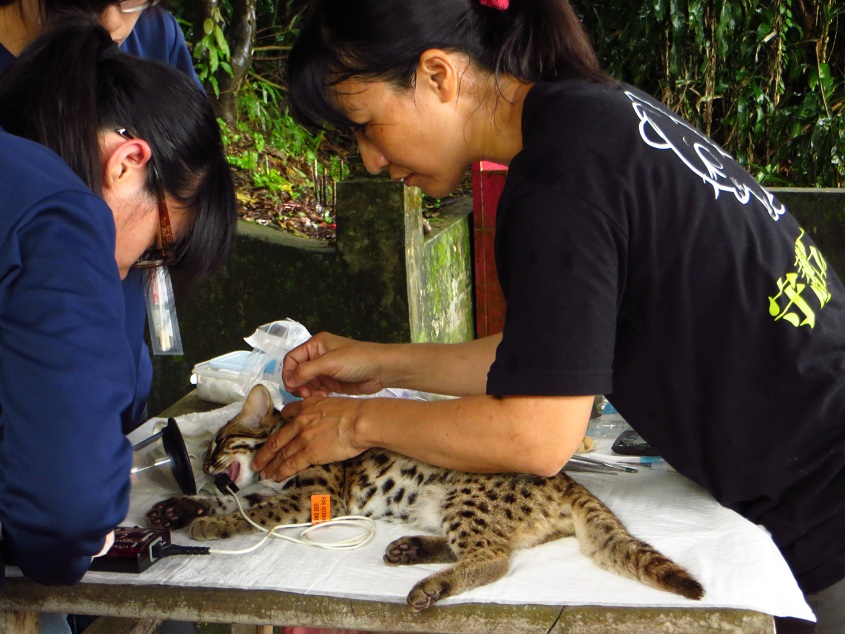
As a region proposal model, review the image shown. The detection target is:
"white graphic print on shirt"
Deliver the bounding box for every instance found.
[625,91,786,222]
[623,91,831,329]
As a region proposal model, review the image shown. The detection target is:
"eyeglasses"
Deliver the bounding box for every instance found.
[118,0,161,14]
[115,128,178,269]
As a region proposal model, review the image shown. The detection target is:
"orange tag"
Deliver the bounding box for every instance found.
[310,494,331,524]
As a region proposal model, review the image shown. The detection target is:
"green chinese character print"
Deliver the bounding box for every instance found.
[769,230,831,328]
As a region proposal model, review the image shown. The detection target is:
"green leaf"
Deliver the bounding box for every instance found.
[214,28,231,59]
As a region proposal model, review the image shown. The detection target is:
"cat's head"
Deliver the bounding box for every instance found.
[203,383,287,488]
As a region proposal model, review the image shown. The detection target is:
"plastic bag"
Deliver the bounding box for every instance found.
[233,318,311,402]
[234,318,443,404]
[145,266,183,355]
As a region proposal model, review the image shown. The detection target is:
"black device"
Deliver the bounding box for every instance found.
[3,526,208,576]
[89,526,171,573]
[611,429,661,456]
[88,526,212,574]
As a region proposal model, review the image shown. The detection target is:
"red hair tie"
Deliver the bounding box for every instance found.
[480,0,509,9]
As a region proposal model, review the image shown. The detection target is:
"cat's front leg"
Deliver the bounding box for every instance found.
[188,492,316,541]
[188,513,259,540]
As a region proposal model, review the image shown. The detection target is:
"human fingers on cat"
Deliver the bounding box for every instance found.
[282,332,337,396]
[254,397,366,481]
[250,405,302,474]
[283,335,385,397]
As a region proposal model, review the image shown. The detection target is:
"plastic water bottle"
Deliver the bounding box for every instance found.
[586,398,632,439]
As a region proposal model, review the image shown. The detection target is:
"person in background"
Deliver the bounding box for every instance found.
[100,0,197,80]
[251,1,845,632]
[0,0,200,434]
[0,12,235,632]
[0,0,196,81]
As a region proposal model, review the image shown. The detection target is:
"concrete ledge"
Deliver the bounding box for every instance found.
[0,577,773,634]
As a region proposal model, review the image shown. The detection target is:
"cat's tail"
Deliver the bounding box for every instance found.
[568,481,705,600]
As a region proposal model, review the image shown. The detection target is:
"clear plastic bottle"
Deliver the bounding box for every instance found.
[586,398,632,438]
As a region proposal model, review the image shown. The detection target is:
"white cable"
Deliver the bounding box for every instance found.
[208,489,377,556]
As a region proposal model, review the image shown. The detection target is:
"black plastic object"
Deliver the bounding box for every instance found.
[611,429,661,456]
[89,527,170,573]
[160,418,197,494]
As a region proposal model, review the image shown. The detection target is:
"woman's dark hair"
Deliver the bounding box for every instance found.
[0,14,236,279]
[288,0,610,130]
[42,0,114,14]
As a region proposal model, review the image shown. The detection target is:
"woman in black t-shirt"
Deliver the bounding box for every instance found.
[250,2,845,630]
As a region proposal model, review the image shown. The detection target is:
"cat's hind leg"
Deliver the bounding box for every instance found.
[384,535,457,565]
[405,548,509,611]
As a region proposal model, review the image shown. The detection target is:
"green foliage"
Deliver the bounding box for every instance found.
[172,1,842,188]
[221,77,347,199]
[192,6,232,98]
[574,0,845,186]
[202,1,350,200]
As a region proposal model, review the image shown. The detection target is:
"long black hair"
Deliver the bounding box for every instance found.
[42,0,113,12]
[288,0,610,130]
[0,14,236,279]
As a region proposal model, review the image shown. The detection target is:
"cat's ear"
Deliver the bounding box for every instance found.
[239,384,274,421]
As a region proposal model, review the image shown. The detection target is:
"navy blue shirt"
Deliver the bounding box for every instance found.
[0,129,134,584]
[0,7,200,432]
[0,44,11,73]
[121,6,200,86]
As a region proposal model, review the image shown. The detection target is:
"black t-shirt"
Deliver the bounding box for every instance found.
[488,80,845,594]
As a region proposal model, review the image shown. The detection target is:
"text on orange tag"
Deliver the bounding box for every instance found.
[311,494,331,524]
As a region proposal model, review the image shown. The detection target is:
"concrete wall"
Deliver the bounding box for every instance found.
[148,175,474,414]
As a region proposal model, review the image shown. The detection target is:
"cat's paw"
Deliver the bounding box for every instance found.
[407,579,446,611]
[145,496,212,530]
[384,535,454,566]
[384,536,426,565]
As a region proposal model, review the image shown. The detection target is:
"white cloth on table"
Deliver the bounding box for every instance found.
[9,401,814,622]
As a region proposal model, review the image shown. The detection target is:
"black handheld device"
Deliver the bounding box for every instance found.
[89,526,171,573]
[89,526,211,574]
[611,429,661,456]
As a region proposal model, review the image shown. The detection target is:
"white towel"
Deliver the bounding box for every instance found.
[92,403,815,621]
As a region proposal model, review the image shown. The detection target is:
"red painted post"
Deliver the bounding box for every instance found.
[471,161,508,338]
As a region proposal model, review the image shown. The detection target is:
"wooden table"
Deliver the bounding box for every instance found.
[0,392,776,634]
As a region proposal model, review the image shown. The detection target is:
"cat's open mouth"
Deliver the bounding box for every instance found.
[227,462,240,484]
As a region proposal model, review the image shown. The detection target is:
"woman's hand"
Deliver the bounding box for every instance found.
[251,396,369,481]
[251,392,595,481]
[282,332,388,398]
[93,530,115,558]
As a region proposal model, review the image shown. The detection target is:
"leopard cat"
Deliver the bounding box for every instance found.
[146,384,704,610]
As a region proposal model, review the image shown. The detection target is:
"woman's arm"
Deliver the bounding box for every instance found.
[253,391,593,479]
[282,332,502,398]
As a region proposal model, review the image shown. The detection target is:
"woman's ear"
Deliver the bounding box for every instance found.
[104,135,153,191]
[416,49,461,104]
